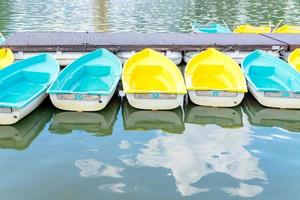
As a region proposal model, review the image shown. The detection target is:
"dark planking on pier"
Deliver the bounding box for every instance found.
[262,34,300,51]
[0,32,288,52]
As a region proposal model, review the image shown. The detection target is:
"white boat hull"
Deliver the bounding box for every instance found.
[0,93,46,125]
[184,51,279,64]
[188,90,244,107]
[126,94,184,110]
[117,51,182,65]
[248,84,300,109]
[50,92,115,112]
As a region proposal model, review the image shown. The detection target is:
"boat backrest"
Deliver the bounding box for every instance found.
[248,65,275,77]
[195,64,225,74]
[132,65,165,77]
[0,71,50,90]
[22,71,50,84]
[84,65,111,77]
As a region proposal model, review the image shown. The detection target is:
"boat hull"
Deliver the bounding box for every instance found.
[0,93,46,125]
[50,92,115,112]
[248,84,300,109]
[188,90,244,107]
[47,49,122,112]
[126,93,184,110]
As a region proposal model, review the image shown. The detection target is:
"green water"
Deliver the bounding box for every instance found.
[0,96,300,200]
[1,0,300,199]
[1,0,300,34]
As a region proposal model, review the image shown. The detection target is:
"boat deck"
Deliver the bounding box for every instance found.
[0,32,292,52]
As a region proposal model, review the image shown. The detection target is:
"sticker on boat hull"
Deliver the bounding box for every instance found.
[0,107,12,113]
[134,93,177,99]
[57,94,101,101]
[264,91,300,98]
[196,91,238,97]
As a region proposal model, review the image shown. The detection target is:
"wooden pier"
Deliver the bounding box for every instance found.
[1,32,299,65]
[0,32,294,52]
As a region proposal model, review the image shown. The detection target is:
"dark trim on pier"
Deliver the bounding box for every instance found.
[261,34,300,51]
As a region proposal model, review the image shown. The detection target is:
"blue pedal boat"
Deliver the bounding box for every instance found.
[242,50,300,109]
[0,54,59,124]
[191,21,231,33]
[47,49,122,111]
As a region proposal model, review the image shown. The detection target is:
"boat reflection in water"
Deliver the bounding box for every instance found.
[0,101,52,150]
[243,95,300,132]
[185,103,243,128]
[134,117,265,197]
[122,100,185,134]
[49,97,120,136]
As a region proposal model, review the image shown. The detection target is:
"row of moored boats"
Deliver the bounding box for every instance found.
[1,45,300,125]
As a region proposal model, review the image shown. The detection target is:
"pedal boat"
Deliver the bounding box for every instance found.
[122,48,186,110]
[288,48,300,72]
[234,24,271,33]
[0,48,14,69]
[185,48,247,107]
[0,54,59,124]
[242,50,300,109]
[191,21,231,33]
[47,49,122,111]
[273,25,300,33]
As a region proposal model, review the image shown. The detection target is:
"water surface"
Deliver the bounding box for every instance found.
[1,0,300,199]
[1,0,300,34]
[0,96,299,200]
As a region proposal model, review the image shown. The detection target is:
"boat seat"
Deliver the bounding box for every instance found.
[191,64,235,89]
[21,71,51,83]
[248,65,275,77]
[129,65,174,91]
[61,65,113,93]
[248,65,294,91]
[0,71,49,90]
[83,65,111,77]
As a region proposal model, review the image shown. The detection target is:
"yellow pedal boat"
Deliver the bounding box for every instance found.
[233,24,271,33]
[288,48,300,72]
[273,25,300,33]
[185,48,247,107]
[0,48,14,69]
[122,48,186,110]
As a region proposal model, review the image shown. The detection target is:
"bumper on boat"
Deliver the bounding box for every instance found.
[188,90,244,107]
[126,93,184,110]
[0,94,46,125]
[49,93,115,112]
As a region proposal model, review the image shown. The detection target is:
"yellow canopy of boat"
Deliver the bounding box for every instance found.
[0,48,14,69]
[185,48,247,93]
[233,24,271,33]
[273,25,300,33]
[122,48,186,94]
[288,48,300,72]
